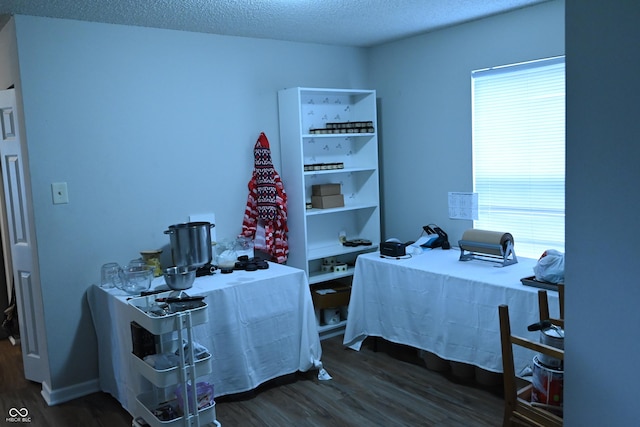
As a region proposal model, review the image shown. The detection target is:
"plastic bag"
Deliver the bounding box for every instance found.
[143,353,180,370]
[533,249,565,284]
[176,340,210,364]
[176,381,214,414]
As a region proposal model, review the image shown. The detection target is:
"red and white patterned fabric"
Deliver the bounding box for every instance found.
[241,132,289,263]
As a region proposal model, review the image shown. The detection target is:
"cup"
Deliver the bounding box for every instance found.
[101,262,122,289]
[118,264,154,295]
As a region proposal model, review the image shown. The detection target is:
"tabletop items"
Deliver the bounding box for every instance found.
[458,228,517,267]
[88,262,323,415]
[140,250,163,277]
[100,262,121,289]
[100,260,154,295]
[344,250,557,375]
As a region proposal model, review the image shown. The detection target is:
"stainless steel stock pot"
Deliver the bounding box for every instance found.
[164,221,214,267]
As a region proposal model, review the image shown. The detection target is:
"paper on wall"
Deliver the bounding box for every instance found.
[448,192,478,220]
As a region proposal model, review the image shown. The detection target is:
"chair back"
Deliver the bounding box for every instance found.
[499,304,564,426]
[538,283,564,328]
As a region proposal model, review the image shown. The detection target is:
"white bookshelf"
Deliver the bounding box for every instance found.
[278,87,381,337]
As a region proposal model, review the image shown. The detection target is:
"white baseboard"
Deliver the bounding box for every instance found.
[40,378,100,406]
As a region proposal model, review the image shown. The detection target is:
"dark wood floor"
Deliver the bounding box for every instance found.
[0,335,505,426]
[0,337,133,426]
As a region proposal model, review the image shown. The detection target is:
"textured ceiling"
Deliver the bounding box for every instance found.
[0,0,551,47]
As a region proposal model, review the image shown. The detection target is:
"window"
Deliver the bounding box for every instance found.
[472,56,565,259]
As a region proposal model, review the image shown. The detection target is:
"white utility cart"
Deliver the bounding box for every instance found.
[127,291,221,427]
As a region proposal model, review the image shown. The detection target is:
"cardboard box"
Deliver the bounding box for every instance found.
[312,183,341,196]
[311,285,351,309]
[311,194,344,209]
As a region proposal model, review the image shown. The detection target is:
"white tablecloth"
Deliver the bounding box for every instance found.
[343,250,559,374]
[88,262,322,413]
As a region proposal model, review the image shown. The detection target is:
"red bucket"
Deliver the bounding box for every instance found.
[531,355,563,406]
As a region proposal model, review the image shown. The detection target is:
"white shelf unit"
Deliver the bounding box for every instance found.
[278,87,381,285]
[278,88,380,338]
[128,293,221,427]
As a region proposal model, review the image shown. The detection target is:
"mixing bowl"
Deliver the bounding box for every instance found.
[164,265,197,291]
[118,264,154,295]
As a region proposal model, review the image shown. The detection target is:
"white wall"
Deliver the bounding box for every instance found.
[565,1,640,425]
[8,14,369,394]
[367,1,565,246]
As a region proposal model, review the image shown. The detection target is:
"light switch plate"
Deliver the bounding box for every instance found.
[52,182,69,204]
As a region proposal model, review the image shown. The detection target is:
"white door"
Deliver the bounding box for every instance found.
[0,88,48,382]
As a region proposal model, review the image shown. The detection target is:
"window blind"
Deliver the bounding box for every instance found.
[471,56,565,259]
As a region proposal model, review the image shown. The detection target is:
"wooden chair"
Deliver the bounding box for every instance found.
[538,283,564,328]
[499,304,564,427]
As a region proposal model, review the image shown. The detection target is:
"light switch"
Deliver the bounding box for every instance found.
[51,182,69,204]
